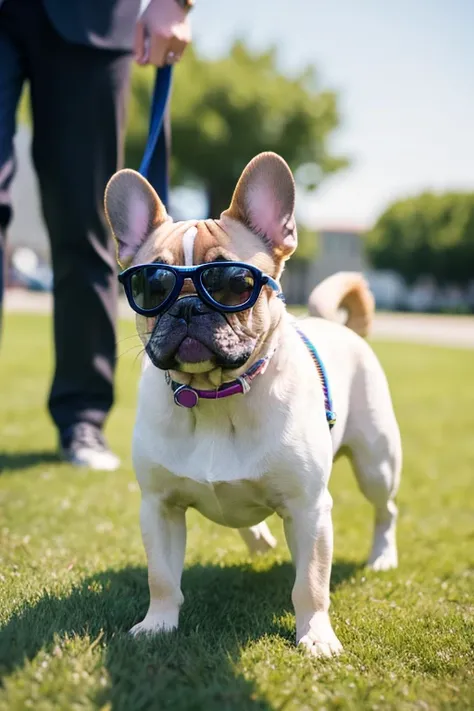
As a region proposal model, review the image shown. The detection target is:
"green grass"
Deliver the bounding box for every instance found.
[1,313,473,711]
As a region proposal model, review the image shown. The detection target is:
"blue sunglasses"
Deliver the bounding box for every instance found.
[118,261,282,317]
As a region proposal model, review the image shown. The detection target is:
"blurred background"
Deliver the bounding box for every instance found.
[6,0,474,313]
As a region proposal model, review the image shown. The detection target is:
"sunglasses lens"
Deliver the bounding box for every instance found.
[201,265,256,308]
[130,266,176,312]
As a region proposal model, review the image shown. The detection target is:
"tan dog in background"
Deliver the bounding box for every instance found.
[105,152,401,656]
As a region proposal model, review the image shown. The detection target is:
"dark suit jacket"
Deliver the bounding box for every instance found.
[0,0,142,50]
[44,0,143,50]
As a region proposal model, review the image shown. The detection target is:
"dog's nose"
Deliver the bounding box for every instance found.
[168,295,206,322]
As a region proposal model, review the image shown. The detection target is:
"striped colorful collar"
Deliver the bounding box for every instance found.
[167,349,276,408]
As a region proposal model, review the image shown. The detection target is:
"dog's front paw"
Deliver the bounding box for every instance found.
[297,612,343,658]
[129,610,178,637]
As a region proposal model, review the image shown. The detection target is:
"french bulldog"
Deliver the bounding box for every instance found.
[104,152,401,656]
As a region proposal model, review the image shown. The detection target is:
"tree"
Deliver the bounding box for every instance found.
[125,41,347,219]
[366,192,474,286]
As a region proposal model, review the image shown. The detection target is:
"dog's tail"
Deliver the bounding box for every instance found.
[307,272,375,338]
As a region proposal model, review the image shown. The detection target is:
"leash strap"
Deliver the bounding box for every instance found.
[295,326,336,429]
[139,65,173,209]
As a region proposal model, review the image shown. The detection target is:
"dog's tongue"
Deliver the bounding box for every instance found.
[177,337,213,363]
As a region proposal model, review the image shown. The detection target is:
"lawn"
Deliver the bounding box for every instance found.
[0,312,473,711]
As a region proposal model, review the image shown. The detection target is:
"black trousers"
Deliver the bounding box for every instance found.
[0,0,132,432]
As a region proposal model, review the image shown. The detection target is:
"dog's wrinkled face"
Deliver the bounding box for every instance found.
[105,152,298,387]
[130,220,269,376]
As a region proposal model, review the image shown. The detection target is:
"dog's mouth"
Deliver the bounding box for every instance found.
[146,333,219,375]
[144,308,256,375]
[173,336,218,374]
[176,336,214,364]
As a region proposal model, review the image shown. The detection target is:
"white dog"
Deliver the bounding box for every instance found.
[105,152,401,657]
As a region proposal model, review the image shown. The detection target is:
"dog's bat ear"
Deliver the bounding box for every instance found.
[222,152,297,258]
[104,169,169,269]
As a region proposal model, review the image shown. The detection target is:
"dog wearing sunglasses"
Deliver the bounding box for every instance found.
[104,152,401,657]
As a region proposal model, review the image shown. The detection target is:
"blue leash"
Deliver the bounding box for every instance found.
[295,325,337,430]
[139,65,173,209]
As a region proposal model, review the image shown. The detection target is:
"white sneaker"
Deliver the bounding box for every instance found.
[60,423,120,471]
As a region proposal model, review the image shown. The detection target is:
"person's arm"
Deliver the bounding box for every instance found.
[135,0,194,67]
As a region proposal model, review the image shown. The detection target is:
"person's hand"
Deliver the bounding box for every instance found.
[135,0,192,67]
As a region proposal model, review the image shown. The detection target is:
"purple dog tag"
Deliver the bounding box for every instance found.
[174,385,199,408]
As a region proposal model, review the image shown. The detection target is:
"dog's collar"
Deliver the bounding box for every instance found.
[166,349,276,409]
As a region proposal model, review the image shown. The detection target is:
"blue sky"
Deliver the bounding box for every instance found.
[190,0,474,228]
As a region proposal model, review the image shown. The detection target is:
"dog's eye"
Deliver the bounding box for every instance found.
[202,266,255,307]
[131,267,176,311]
[149,269,175,294]
[229,270,254,295]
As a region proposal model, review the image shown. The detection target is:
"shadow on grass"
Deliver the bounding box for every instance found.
[0,450,59,473]
[0,560,360,710]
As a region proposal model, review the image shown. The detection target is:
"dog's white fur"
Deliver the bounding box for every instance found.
[129,311,400,656]
[105,156,401,657]
[182,225,197,266]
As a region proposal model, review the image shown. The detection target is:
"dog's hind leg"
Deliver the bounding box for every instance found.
[351,438,401,570]
[239,522,277,555]
[346,351,402,571]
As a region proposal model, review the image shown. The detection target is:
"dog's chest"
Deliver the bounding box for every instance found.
[134,399,303,526]
[163,474,277,528]
[135,379,285,482]
[135,414,321,527]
